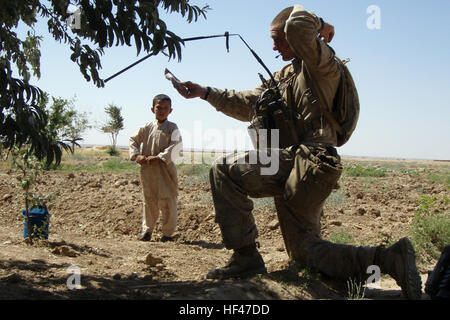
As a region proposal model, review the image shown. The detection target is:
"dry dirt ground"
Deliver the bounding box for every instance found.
[0,152,449,301]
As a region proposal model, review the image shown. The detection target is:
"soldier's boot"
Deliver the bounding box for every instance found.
[425,245,450,300]
[374,237,422,300]
[206,243,267,280]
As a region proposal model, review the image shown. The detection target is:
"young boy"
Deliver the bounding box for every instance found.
[129,94,182,242]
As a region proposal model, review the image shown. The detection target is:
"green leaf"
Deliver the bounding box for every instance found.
[134,33,142,55]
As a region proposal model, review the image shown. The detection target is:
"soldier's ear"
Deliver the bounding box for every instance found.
[151,106,155,114]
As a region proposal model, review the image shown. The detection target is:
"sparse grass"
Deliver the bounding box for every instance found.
[346,278,366,300]
[198,192,213,204]
[427,171,450,187]
[63,153,93,162]
[252,197,276,210]
[297,266,318,281]
[384,236,398,248]
[329,230,355,245]
[56,163,96,171]
[325,189,347,207]
[343,158,450,173]
[102,158,138,171]
[411,194,450,264]
[0,156,12,171]
[177,163,210,184]
[371,161,417,173]
[70,146,128,158]
[284,261,319,288]
[177,163,210,176]
[343,165,387,178]
[58,157,139,172]
[267,260,314,290]
[399,169,421,175]
[176,150,228,166]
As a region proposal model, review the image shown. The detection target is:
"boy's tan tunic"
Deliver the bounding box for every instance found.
[129,119,181,199]
[129,119,182,235]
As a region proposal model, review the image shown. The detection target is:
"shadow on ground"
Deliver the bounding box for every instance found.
[0,258,351,300]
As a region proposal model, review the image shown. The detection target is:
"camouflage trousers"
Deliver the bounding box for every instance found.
[209,145,377,280]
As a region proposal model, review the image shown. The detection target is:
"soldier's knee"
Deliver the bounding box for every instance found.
[211,156,227,174]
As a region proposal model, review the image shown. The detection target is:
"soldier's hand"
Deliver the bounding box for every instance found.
[319,22,335,43]
[173,80,207,99]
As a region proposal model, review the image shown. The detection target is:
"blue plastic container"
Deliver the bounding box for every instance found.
[22,206,50,239]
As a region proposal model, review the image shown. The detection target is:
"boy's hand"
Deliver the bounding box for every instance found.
[135,155,147,165]
[145,156,161,165]
[135,155,161,166]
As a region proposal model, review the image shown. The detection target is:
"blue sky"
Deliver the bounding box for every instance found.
[21,0,450,160]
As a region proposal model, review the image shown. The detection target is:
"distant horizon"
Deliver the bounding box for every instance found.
[79,144,449,162]
[21,1,450,162]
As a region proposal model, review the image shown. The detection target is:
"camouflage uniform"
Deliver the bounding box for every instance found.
[205,5,377,280]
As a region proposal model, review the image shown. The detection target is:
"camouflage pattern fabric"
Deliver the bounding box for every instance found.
[205,5,378,280]
[210,146,377,280]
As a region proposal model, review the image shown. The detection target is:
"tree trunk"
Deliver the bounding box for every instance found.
[24,193,33,245]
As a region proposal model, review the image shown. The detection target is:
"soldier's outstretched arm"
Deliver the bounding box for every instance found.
[171,80,209,100]
[170,77,261,122]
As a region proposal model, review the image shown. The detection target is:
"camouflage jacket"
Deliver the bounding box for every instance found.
[206,5,341,147]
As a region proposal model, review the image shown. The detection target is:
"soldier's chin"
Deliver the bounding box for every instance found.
[282,54,296,61]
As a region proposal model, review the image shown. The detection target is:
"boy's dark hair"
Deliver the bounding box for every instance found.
[153,94,172,107]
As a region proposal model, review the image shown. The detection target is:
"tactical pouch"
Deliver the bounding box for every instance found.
[272,110,299,148]
[283,144,342,208]
[248,116,272,150]
[248,87,299,150]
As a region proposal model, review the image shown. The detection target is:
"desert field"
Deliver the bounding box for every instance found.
[0,146,449,300]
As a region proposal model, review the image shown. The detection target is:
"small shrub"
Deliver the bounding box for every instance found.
[106,146,120,156]
[411,195,450,263]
